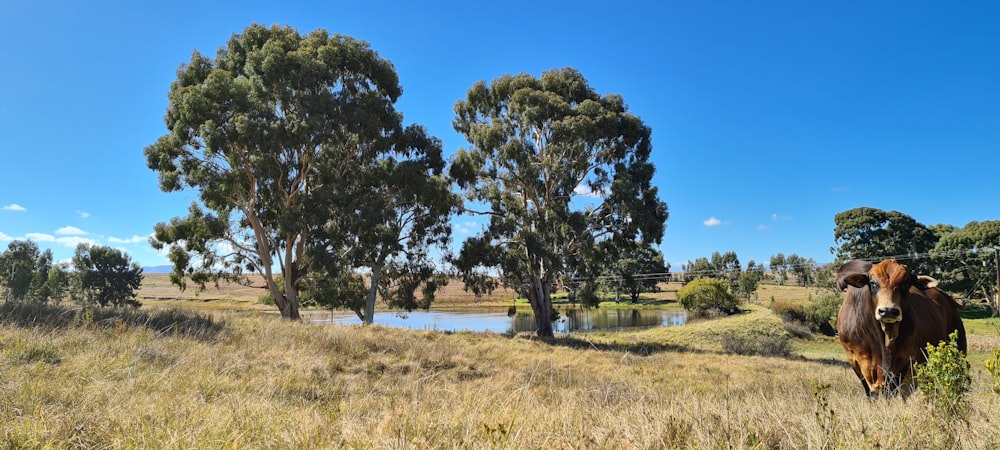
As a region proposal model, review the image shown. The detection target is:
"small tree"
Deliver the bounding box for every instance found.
[677,277,739,316]
[785,253,816,287]
[71,244,143,307]
[769,253,788,285]
[736,260,764,301]
[601,241,668,303]
[0,240,53,302]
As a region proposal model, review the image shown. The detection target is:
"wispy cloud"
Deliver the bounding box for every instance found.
[55,226,87,236]
[0,231,13,241]
[771,213,792,222]
[756,224,769,231]
[703,217,723,227]
[56,236,97,248]
[108,235,147,244]
[25,232,55,242]
[573,184,605,198]
[2,203,26,211]
[76,210,91,219]
[454,221,476,235]
[22,231,96,249]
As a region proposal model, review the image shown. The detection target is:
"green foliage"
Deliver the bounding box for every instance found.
[769,253,788,285]
[914,331,971,420]
[832,207,937,274]
[144,24,455,320]
[449,67,668,337]
[0,240,55,302]
[736,260,764,300]
[678,277,739,316]
[933,220,1000,317]
[803,292,841,336]
[786,254,817,287]
[600,241,669,303]
[308,272,368,320]
[71,244,143,307]
[986,348,1000,394]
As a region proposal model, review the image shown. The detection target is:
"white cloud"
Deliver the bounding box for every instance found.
[55,226,88,236]
[2,203,26,211]
[76,210,90,219]
[0,231,12,241]
[703,217,723,227]
[771,213,792,222]
[25,232,55,242]
[55,236,97,248]
[756,224,769,231]
[573,184,604,198]
[108,235,147,244]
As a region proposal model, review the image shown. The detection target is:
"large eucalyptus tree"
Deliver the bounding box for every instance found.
[450,68,668,337]
[145,24,453,320]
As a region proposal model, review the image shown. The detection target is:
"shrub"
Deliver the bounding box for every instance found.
[720,330,791,357]
[769,298,806,322]
[678,278,739,316]
[986,348,1000,394]
[914,331,971,420]
[803,292,841,336]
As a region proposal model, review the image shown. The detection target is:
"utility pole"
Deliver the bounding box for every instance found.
[994,247,1000,317]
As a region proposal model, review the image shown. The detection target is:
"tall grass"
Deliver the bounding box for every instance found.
[1,304,998,448]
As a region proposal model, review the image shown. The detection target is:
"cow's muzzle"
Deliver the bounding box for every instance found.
[877,307,901,323]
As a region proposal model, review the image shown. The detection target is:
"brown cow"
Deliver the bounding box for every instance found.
[836,259,966,397]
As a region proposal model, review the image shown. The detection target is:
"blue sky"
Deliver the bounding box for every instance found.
[1,0,998,270]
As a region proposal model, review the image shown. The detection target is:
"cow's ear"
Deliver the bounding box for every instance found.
[915,275,939,290]
[843,273,869,289]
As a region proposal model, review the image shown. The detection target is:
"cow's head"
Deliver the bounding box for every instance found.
[841,259,938,346]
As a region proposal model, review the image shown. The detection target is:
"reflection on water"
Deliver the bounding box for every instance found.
[316,308,687,334]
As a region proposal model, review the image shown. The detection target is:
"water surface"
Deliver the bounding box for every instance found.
[316,308,687,334]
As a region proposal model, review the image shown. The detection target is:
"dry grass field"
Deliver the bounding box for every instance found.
[2,277,998,448]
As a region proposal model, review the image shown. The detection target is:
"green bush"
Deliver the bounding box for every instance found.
[915,331,971,420]
[678,278,739,316]
[803,292,841,336]
[986,348,1000,395]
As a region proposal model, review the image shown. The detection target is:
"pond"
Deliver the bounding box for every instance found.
[314,308,688,334]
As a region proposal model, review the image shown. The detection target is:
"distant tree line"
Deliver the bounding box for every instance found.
[832,207,999,317]
[0,241,143,307]
[674,207,998,319]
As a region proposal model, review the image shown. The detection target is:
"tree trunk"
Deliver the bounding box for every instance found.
[528,275,554,338]
[279,293,301,320]
[363,261,383,325]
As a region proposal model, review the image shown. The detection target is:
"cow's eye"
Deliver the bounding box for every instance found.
[869,280,880,292]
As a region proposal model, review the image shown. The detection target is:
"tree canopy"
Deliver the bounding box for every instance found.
[449,68,668,337]
[832,207,937,273]
[933,220,1000,317]
[0,240,52,302]
[600,241,669,303]
[71,244,143,307]
[144,24,454,320]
